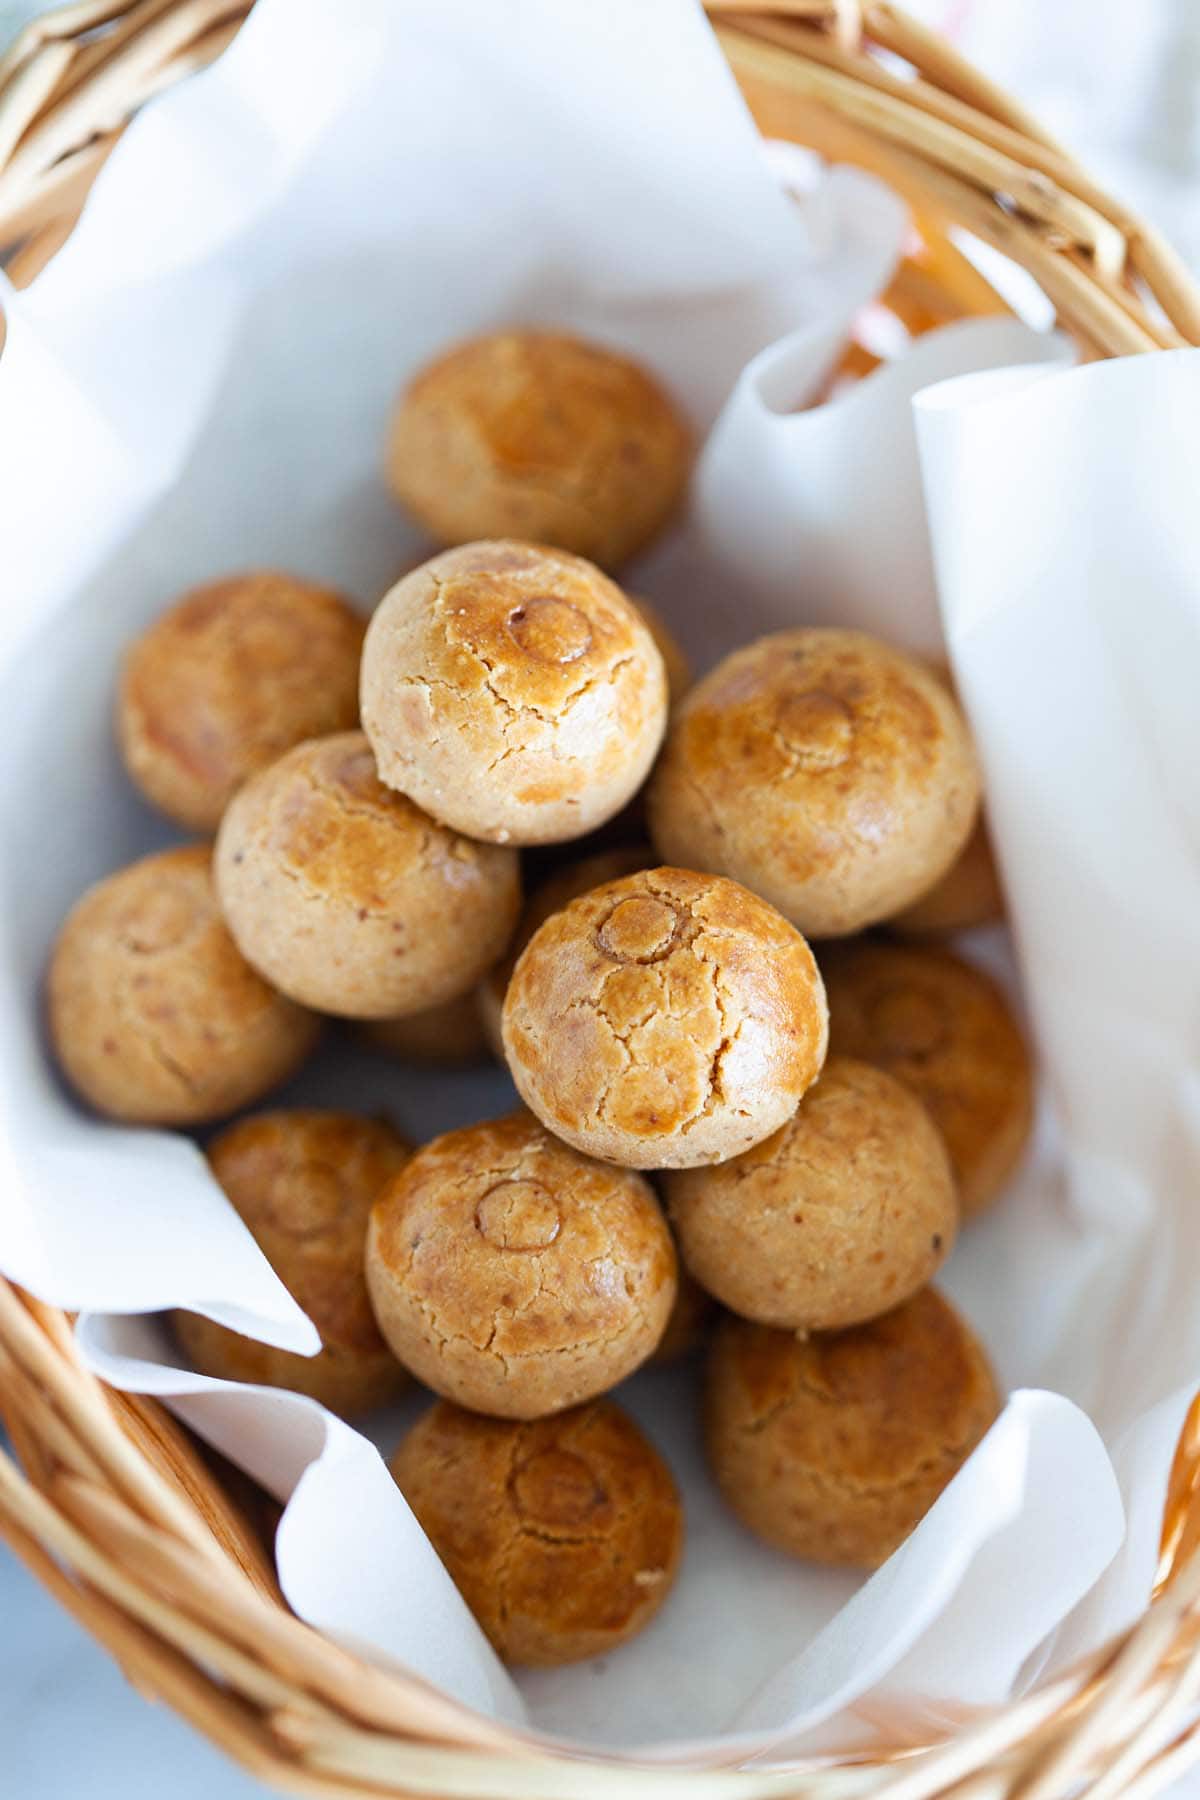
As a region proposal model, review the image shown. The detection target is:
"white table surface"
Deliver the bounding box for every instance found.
[4,0,1200,1793]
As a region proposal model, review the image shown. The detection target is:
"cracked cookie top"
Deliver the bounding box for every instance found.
[390,1396,683,1666]
[478,844,652,1058]
[646,628,981,939]
[501,866,829,1169]
[383,329,692,571]
[359,541,668,845]
[704,1289,1001,1568]
[214,731,521,1019]
[365,1109,677,1418]
[664,1056,957,1332]
[117,571,366,834]
[46,844,319,1125]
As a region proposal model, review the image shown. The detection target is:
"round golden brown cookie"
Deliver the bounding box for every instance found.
[47,844,318,1125]
[366,1110,676,1418]
[705,1289,1000,1567]
[360,541,668,846]
[501,866,828,1168]
[117,571,365,833]
[890,815,1005,935]
[665,1057,957,1330]
[646,628,981,938]
[384,330,691,570]
[214,731,521,1019]
[477,845,652,1060]
[390,1397,683,1665]
[362,991,488,1066]
[820,939,1033,1218]
[174,1110,411,1416]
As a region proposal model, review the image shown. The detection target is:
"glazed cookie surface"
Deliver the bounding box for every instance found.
[366,1110,676,1417]
[384,330,691,569]
[47,844,318,1125]
[821,939,1033,1217]
[502,866,829,1168]
[214,731,521,1019]
[174,1110,411,1416]
[360,541,668,845]
[647,628,981,938]
[117,571,365,832]
[666,1056,957,1330]
[391,1398,683,1666]
[705,1289,1000,1567]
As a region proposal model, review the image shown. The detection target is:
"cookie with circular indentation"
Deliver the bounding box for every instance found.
[359,541,668,845]
[705,1289,1000,1567]
[47,844,319,1124]
[174,1110,411,1416]
[390,1396,683,1665]
[821,939,1033,1218]
[362,991,488,1066]
[501,866,828,1169]
[117,571,365,833]
[366,1110,676,1417]
[646,629,981,939]
[665,1057,957,1330]
[478,845,652,1060]
[214,731,521,1019]
[384,330,692,570]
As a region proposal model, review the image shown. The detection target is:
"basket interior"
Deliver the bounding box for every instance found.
[2,4,1200,1797]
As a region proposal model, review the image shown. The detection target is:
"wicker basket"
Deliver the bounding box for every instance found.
[3,4,1200,1797]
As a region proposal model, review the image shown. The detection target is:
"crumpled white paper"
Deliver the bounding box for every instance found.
[0,0,1195,1765]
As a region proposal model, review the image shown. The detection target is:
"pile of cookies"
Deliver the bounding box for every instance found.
[46,328,1033,1670]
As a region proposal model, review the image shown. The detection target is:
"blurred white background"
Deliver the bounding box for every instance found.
[1,0,1198,1793]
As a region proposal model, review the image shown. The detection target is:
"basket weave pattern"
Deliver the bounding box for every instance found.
[3,4,1200,1796]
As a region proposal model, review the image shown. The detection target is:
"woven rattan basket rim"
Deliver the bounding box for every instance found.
[2,5,1200,1798]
